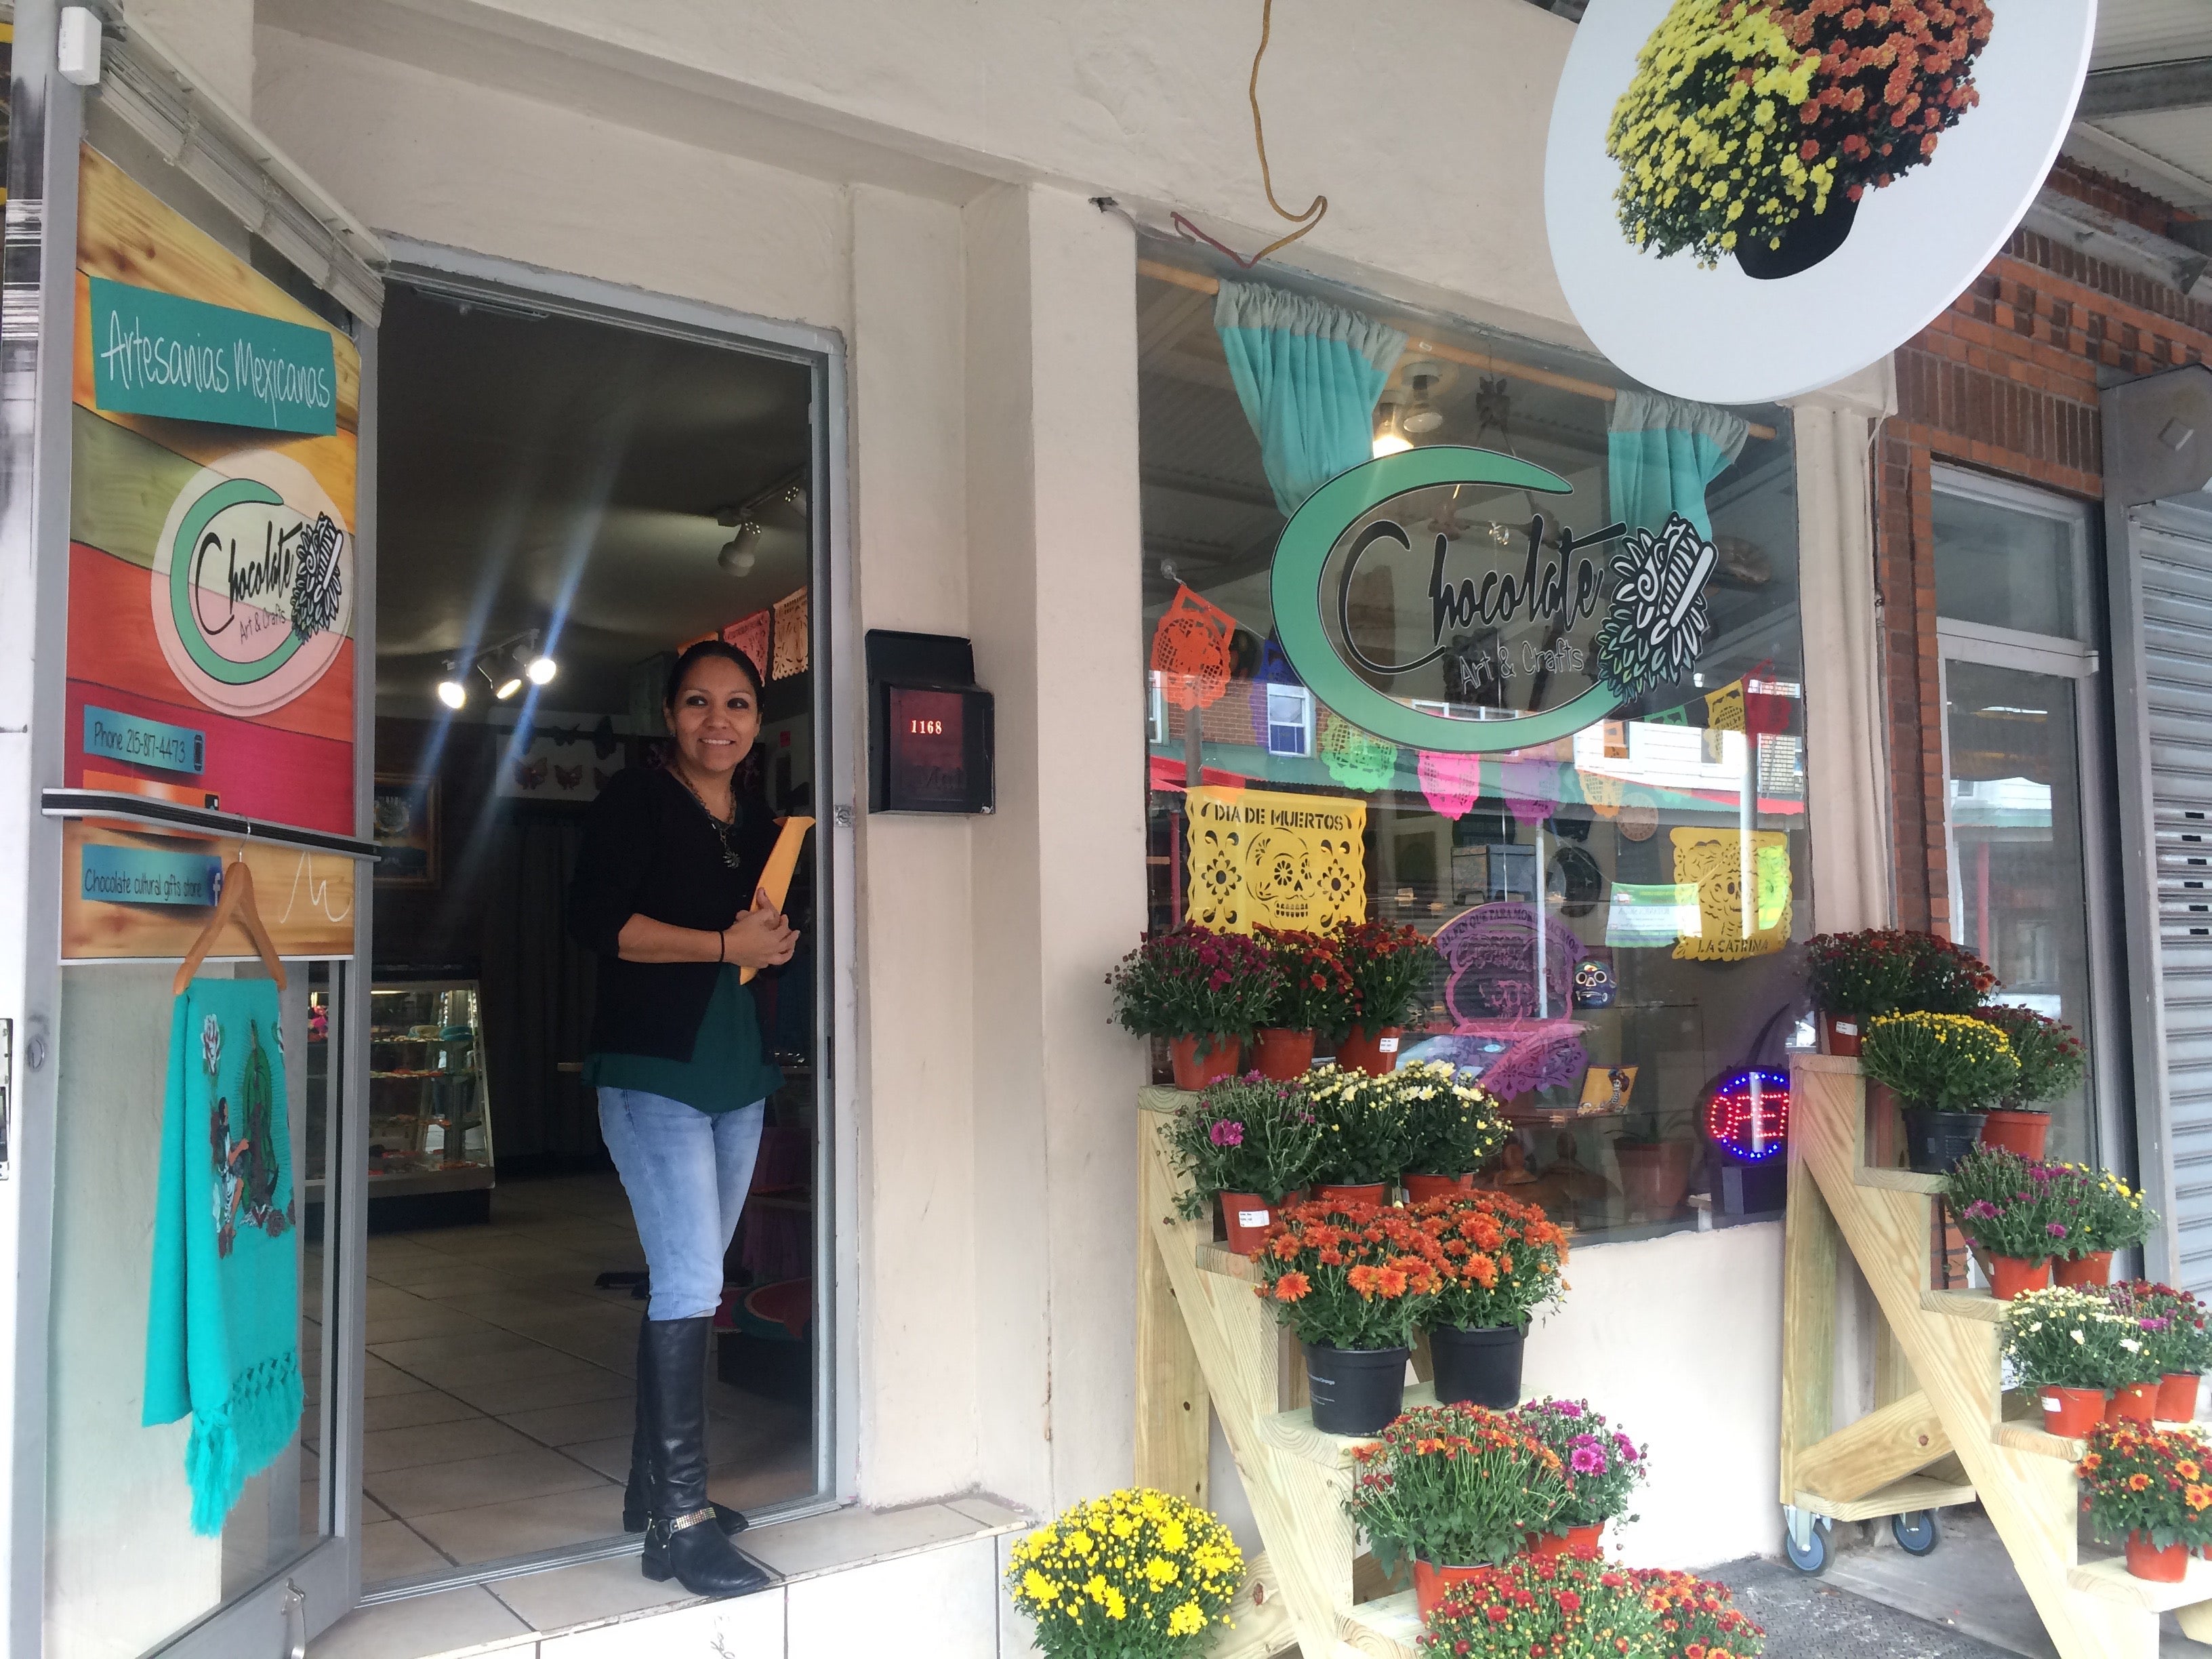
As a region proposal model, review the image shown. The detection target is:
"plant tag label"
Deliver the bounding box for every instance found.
[1379,1036,1399,1053]
[1237,1209,1271,1229]
[2040,1395,2062,1414]
[1834,1020,1858,1037]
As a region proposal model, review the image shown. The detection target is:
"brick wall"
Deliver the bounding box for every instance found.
[1875,157,2212,933]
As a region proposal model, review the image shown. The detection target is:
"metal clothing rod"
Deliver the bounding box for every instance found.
[1136,257,1780,443]
[40,790,382,861]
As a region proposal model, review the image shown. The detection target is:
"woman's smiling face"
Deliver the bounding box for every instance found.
[665,654,760,783]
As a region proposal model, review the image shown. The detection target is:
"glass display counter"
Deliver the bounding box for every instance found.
[365,978,495,1198]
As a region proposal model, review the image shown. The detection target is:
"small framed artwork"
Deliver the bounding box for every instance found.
[373,775,439,887]
[1579,1064,1637,1114]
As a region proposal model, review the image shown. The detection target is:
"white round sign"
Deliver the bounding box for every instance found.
[1545,0,2094,405]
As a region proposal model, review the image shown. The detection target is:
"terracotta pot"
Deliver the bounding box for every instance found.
[1987,1255,2052,1300]
[2038,1385,2108,1438]
[1168,1034,1243,1092]
[2107,1381,2160,1425]
[1614,1138,1696,1220]
[1254,1028,1315,1082]
[1818,1011,1863,1057]
[1402,1172,1476,1204]
[2054,1251,2114,1288]
[1219,1192,1276,1256]
[1336,1025,1404,1076]
[1312,1182,1388,1209]
[1979,1108,2051,1160]
[1411,1557,1486,1619]
[1525,1523,1603,1560]
[2159,1372,2201,1422]
[2127,1531,2188,1583]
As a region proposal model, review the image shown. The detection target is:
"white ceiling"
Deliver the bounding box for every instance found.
[2070,0,2212,211]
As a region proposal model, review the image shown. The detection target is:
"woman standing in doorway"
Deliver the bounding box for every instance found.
[568,639,794,1598]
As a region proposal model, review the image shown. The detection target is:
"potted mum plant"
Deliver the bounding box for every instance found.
[1515,1398,1648,1557]
[1862,1011,2017,1174]
[1804,929,1997,1054]
[1252,926,1355,1080]
[1162,1073,1323,1255]
[1004,1487,1245,1656]
[2077,1422,2212,1582]
[2053,1165,2155,1288]
[1391,1060,1511,1201]
[1256,1199,1443,1433]
[1945,1148,2073,1300]
[1418,1553,1660,1658]
[2001,1286,2148,1437]
[1414,1191,1570,1408]
[2105,1282,2211,1425]
[1343,1403,1569,1616]
[1631,1568,1768,1659]
[1330,919,1441,1075]
[1975,1005,2086,1160]
[1302,1064,1422,1204]
[1109,926,1281,1090]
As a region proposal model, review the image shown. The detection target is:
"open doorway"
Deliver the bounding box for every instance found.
[346,273,827,1591]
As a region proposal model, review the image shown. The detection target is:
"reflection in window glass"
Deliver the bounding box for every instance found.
[1136,265,1810,1244]
[1932,485,2083,640]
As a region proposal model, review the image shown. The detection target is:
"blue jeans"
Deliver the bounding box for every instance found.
[598,1088,766,1321]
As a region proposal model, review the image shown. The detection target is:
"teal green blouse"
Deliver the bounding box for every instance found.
[583,966,782,1114]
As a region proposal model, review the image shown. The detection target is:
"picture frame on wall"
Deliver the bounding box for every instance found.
[373,775,439,887]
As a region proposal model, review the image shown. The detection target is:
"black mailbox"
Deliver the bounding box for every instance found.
[865,630,994,815]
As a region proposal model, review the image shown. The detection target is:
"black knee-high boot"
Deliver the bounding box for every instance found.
[624,1319,746,1536]
[638,1317,775,1596]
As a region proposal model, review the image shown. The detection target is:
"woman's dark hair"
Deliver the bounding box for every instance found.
[663,638,764,710]
[659,639,769,802]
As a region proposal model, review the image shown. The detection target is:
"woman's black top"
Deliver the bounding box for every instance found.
[567,764,778,1062]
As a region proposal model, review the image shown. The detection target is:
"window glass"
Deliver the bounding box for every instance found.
[1138,263,1809,1244]
[1933,484,2084,640]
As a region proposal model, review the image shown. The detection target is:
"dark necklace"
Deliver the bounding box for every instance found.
[672,769,742,869]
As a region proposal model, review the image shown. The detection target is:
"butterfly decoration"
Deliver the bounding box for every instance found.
[1595,512,1718,700]
[544,715,619,759]
[553,764,583,790]
[512,758,548,792]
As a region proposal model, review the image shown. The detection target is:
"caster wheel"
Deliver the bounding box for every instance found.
[1891,1511,1940,1556]
[1783,1520,1830,1574]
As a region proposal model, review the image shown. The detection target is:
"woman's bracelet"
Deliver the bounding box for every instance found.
[716,928,725,964]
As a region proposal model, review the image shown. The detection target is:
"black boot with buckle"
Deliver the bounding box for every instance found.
[638,1316,776,1597]
[623,1319,747,1538]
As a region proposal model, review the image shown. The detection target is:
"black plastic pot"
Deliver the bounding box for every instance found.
[1736,191,1860,281]
[1902,1107,1988,1175]
[1303,1342,1410,1435]
[1429,1323,1525,1408]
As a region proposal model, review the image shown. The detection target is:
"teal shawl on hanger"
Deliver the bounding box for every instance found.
[144,977,302,1536]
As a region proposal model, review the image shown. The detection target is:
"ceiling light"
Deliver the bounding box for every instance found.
[525,650,558,686]
[435,665,468,710]
[1372,403,1412,458]
[719,521,761,577]
[1401,367,1444,436]
[493,671,524,701]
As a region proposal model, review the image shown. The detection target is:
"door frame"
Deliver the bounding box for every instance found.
[374,234,862,1535]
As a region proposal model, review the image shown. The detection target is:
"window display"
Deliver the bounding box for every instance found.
[365,980,494,1193]
[1136,260,1810,1243]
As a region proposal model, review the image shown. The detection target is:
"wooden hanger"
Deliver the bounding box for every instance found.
[173,855,288,995]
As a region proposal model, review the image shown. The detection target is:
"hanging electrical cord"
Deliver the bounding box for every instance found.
[1171,0,1328,270]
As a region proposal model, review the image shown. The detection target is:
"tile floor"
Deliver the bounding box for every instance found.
[308,1172,815,1589]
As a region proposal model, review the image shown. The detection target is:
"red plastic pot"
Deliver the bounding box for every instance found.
[1335,1025,1404,1076]
[1254,1028,1315,1081]
[1311,1182,1387,1209]
[1979,1108,2051,1160]
[2159,1372,2201,1422]
[1988,1255,2051,1300]
[1402,1172,1476,1204]
[2038,1385,2108,1437]
[2107,1382,2160,1425]
[1411,1558,1486,1618]
[1819,1012,1863,1057]
[1524,1523,1603,1561]
[2054,1251,2114,1288]
[2127,1532,2188,1582]
[1219,1192,1276,1256]
[1169,1034,1242,1092]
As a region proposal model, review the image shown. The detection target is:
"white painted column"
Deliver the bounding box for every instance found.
[963,182,1147,1512]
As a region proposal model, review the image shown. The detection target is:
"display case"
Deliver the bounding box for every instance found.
[366,978,495,1198]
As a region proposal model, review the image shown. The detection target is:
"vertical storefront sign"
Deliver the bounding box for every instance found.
[62,146,359,957]
[1185,784,1366,935]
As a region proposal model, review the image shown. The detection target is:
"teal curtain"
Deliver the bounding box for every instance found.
[1606,388,1750,539]
[1216,280,1406,516]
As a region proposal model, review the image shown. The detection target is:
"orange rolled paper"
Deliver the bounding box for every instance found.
[739,816,815,984]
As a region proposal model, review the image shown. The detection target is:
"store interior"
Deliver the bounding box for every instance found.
[318,281,823,1588]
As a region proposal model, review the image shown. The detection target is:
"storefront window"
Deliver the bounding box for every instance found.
[1136,259,1809,1242]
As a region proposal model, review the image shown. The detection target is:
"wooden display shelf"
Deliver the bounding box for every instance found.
[1784,1058,2211,1659]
